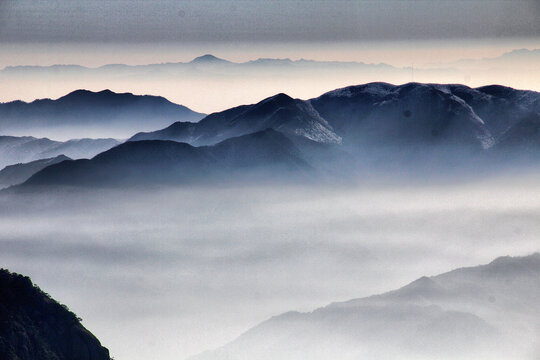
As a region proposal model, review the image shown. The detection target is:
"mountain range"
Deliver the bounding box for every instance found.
[129,82,540,174]
[130,92,342,145]
[0,268,111,360]
[5,49,538,74]
[0,135,119,169]
[1,54,395,74]
[3,49,538,114]
[0,155,70,188]
[193,253,540,360]
[429,48,540,70]
[134,82,540,148]
[21,129,312,187]
[0,89,204,139]
[7,82,540,189]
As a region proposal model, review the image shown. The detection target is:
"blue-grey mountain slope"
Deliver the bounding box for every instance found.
[193,253,540,360]
[130,82,540,175]
[12,82,540,188]
[0,155,70,188]
[19,129,312,188]
[0,135,119,169]
[0,89,205,138]
[133,83,540,152]
[130,93,341,145]
[310,82,539,148]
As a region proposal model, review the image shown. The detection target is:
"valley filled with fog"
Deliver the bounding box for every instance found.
[1,179,539,359]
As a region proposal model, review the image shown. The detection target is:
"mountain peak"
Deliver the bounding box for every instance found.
[59,88,126,101]
[260,92,295,105]
[322,82,395,98]
[190,54,230,64]
[501,48,540,58]
[63,89,93,97]
[97,89,116,95]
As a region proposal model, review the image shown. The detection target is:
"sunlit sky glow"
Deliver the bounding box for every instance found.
[0,38,538,68]
[0,0,539,116]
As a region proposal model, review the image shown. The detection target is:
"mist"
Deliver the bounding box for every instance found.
[1,178,539,359]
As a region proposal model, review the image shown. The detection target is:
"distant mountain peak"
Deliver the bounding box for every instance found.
[58,88,129,102]
[190,54,230,64]
[260,92,295,104]
[500,48,540,58]
[323,82,395,98]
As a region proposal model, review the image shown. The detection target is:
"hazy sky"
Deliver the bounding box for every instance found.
[1,0,539,43]
[0,0,538,69]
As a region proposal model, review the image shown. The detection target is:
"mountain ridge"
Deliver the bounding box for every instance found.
[132,82,540,153]
[0,135,119,169]
[1,54,395,72]
[0,89,205,139]
[129,92,342,145]
[7,82,540,188]
[18,129,313,188]
[194,253,540,360]
[0,155,71,188]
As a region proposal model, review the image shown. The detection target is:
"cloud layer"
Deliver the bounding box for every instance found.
[1,180,539,359]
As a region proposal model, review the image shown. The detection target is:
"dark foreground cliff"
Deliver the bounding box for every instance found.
[0,269,110,360]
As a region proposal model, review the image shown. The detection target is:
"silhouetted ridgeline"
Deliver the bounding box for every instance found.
[0,269,110,360]
[6,82,540,189]
[20,129,311,187]
[132,82,540,150]
[0,89,205,137]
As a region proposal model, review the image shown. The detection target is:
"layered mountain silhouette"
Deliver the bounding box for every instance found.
[9,82,540,188]
[132,82,540,152]
[432,48,540,70]
[127,82,540,176]
[0,135,119,169]
[0,269,111,360]
[0,89,204,138]
[3,50,537,116]
[0,155,70,188]
[130,92,342,145]
[311,82,540,149]
[193,253,540,360]
[20,129,312,187]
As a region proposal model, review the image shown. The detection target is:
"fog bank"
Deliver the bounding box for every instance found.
[1,179,539,359]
